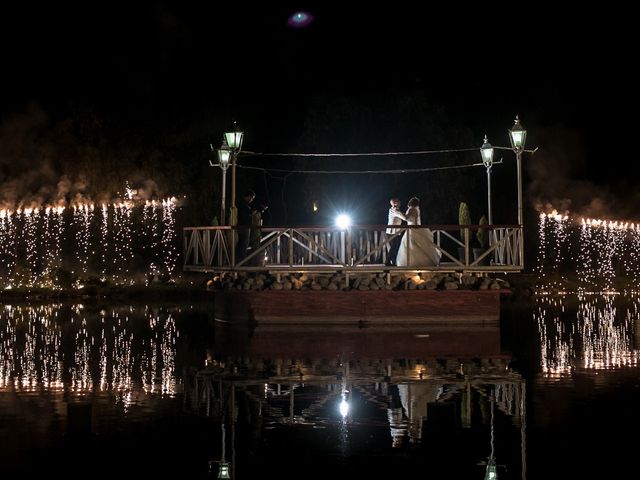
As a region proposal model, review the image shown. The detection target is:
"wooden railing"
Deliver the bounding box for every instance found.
[183,224,524,273]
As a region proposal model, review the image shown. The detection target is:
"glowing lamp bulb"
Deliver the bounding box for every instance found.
[335,214,351,230]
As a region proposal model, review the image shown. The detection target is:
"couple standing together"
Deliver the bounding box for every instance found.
[386,197,441,267]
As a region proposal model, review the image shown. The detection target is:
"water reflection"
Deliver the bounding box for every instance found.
[0,303,210,478]
[536,294,640,376]
[0,304,179,399]
[1,304,528,479]
[5,297,640,478]
[188,323,526,479]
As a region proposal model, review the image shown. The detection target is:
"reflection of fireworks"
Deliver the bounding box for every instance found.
[536,294,640,376]
[536,296,574,377]
[0,305,63,390]
[578,298,637,369]
[146,309,178,394]
[1,304,179,397]
[71,317,93,392]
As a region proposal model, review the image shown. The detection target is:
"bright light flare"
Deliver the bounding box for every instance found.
[339,397,349,418]
[335,214,351,230]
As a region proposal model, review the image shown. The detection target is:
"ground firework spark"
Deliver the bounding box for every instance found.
[0,194,180,289]
[0,211,17,286]
[23,208,40,286]
[161,198,178,277]
[537,209,640,294]
[143,200,161,280]
[537,210,570,292]
[73,204,94,276]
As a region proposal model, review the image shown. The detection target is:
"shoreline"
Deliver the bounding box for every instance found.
[1,272,637,304]
[0,282,211,304]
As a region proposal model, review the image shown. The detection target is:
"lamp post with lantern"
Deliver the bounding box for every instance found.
[508,115,527,267]
[224,124,244,230]
[508,116,527,228]
[211,142,231,226]
[225,125,244,266]
[480,135,495,228]
[210,123,244,266]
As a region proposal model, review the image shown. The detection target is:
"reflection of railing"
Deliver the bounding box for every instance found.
[185,367,525,429]
[183,224,524,272]
[184,361,526,477]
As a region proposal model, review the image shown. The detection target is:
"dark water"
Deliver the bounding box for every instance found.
[1,295,639,479]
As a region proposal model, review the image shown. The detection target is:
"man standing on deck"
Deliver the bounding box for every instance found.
[237,189,256,262]
[385,197,406,266]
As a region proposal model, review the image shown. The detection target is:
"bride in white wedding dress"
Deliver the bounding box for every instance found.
[395,197,441,267]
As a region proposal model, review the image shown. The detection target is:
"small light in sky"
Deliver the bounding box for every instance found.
[312,200,319,212]
[288,11,313,28]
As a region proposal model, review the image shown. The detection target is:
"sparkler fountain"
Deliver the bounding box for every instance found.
[0,191,180,290]
[537,210,640,294]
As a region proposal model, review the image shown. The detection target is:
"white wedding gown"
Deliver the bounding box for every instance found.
[395,207,441,267]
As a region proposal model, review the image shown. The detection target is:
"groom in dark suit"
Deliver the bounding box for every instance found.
[385,197,406,266]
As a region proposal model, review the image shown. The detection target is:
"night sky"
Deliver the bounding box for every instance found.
[1,3,638,224]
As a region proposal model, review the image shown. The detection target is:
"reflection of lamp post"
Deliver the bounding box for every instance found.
[208,416,230,478]
[484,392,498,480]
[480,135,495,227]
[217,423,231,479]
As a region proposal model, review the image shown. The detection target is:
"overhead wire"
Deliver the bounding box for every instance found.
[237,160,503,175]
[233,145,507,174]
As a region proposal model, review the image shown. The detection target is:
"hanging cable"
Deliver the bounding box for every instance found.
[237,160,503,175]
[238,147,481,157]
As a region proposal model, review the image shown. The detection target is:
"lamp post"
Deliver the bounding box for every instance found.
[480,135,494,227]
[509,115,527,268]
[223,123,244,266]
[216,143,231,225]
[508,116,527,227]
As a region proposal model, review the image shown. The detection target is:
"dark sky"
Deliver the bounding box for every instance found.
[1,3,638,218]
